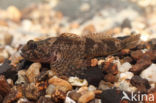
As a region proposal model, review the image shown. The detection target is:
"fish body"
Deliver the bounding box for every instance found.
[21,33,140,76]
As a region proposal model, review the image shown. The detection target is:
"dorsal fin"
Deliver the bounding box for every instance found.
[59,33,83,40]
[81,32,114,42]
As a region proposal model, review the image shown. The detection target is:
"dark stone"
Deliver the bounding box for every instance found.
[121,18,132,28]
[130,75,151,92]
[78,66,104,87]
[101,89,128,103]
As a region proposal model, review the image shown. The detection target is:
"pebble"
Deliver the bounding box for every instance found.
[83,24,96,33]
[0,75,11,96]
[118,62,132,73]
[7,78,14,87]
[17,98,31,103]
[26,63,41,83]
[140,63,156,83]
[65,96,76,103]
[68,91,81,102]
[130,75,151,92]
[130,50,144,60]
[46,84,56,95]
[114,79,137,92]
[37,96,54,103]
[7,6,22,22]
[25,83,39,100]
[48,77,72,93]
[16,70,28,84]
[104,73,117,83]
[78,91,95,103]
[68,77,88,87]
[118,72,134,81]
[98,81,114,90]
[4,33,13,45]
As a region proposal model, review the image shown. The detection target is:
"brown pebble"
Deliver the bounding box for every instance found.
[78,91,95,103]
[0,56,5,63]
[7,6,21,22]
[120,56,133,64]
[91,58,98,67]
[0,75,11,96]
[104,73,117,83]
[102,62,118,75]
[68,91,81,102]
[48,77,72,93]
[24,83,39,100]
[51,89,66,103]
[130,50,144,60]
[130,75,150,92]
[130,56,152,74]
[54,11,63,20]
[3,86,23,103]
[83,24,96,33]
[4,33,13,45]
[37,96,54,103]
[26,63,41,83]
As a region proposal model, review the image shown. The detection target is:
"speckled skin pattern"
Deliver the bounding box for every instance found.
[21,33,140,76]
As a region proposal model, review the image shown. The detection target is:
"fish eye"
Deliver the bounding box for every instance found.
[27,40,37,49]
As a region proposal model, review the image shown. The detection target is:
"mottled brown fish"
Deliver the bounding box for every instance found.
[21,33,140,76]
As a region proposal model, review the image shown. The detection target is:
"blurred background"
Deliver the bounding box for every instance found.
[0,0,156,63]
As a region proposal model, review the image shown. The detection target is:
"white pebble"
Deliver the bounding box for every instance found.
[140,63,156,83]
[68,77,88,87]
[119,72,134,81]
[118,62,132,73]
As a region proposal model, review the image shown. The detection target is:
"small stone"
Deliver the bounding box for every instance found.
[17,98,32,103]
[70,22,79,29]
[51,89,66,102]
[130,56,152,74]
[26,62,41,83]
[98,81,114,90]
[140,63,156,83]
[7,6,21,22]
[100,89,125,103]
[16,70,28,85]
[130,75,151,92]
[119,72,134,81]
[0,56,5,63]
[68,91,81,102]
[4,33,13,45]
[89,99,102,103]
[78,91,95,103]
[120,56,133,64]
[114,79,137,92]
[24,83,39,100]
[68,77,88,87]
[46,84,56,95]
[102,62,118,75]
[91,59,98,67]
[48,77,72,93]
[118,62,132,73]
[104,73,117,83]
[121,18,131,28]
[65,96,76,103]
[3,86,23,103]
[37,96,54,103]
[130,50,144,60]
[7,78,14,87]
[54,11,63,20]
[0,75,11,96]
[80,3,90,12]
[83,24,96,33]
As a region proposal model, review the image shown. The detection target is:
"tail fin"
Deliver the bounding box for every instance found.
[121,34,140,49]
